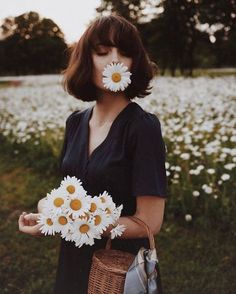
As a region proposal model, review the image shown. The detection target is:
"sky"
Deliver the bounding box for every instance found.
[0,0,101,44]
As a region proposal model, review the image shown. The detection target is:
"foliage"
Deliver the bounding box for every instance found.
[96,0,156,24]
[0,11,67,75]
[96,0,236,76]
[0,3,235,76]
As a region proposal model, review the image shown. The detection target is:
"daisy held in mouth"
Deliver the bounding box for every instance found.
[36,175,127,247]
[102,61,132,92]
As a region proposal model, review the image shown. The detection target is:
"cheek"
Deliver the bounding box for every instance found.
[92,59,107,87]
[92,56,107,72]
[127,59,133,71]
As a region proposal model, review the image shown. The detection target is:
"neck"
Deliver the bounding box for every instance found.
[92,91,131,124]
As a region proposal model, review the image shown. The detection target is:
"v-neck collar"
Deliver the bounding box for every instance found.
[85,101,137,162]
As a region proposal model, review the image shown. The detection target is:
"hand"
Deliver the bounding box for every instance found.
[18,212,44,237]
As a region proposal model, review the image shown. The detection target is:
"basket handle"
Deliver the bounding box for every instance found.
[105,215,156,250]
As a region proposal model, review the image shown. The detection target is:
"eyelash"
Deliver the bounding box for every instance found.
[96,51,129,57]
[97,52,108,56]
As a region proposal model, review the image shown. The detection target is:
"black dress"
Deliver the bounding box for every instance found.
[53,101,167,294]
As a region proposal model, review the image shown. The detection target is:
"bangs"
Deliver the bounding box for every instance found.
[88,17,140,57]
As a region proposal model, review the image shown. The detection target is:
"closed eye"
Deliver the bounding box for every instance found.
[96,52,108,56]
[93,45,130,57]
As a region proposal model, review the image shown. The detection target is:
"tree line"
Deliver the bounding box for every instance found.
[0,0,235,76]
[0,12,67,75]
[96,0,236,76]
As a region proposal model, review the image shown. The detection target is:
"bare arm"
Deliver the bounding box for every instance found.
[102,196,166,239]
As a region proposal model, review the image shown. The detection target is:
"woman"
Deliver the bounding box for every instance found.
[18,14,167,293]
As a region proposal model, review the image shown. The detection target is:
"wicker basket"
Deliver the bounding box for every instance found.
[88,215,155,294]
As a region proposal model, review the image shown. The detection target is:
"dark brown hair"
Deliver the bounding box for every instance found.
[62,14,154,101]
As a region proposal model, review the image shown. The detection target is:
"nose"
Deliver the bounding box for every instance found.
[110,47,120,63]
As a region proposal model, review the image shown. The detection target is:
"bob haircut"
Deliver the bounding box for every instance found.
[62,14,155,102]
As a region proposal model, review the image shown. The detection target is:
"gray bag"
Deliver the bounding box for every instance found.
[124,216,163,294]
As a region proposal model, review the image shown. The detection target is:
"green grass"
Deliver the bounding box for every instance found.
[158,223,236,293]
[0,138,235,293]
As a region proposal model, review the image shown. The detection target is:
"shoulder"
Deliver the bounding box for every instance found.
[64,108,89,137]
[129,104,162,137]
[65,107,88,127]
[126,104,165,155]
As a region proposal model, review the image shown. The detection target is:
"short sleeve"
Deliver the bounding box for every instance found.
[129,113,167,198]
[59,110,80,172]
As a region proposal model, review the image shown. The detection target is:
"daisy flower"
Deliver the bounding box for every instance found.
[88,195,103,214]
[90,210,111,234]
[110,224,127,239]
[185,214,192,222]
[102,201,118,224]
[98,191,114,209]
[40,199,52,215]
[37,213,57,236]
[110,204,123,223]
[71,218,100,248]
[60,175,87,197]
[65,194,90,219]
[53,213,73,234]
[46,187,69,215]
[102,62,132,92]
[61,229,74,242]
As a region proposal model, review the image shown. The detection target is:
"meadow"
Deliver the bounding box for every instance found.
[0,74,235,293]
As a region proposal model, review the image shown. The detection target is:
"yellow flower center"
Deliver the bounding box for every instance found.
[111,72,121,83]
[67,185,75,194]
[53,197,64,207]
[58,216,68,225]
[94,215,101,226]
[90,202,97,212]
[105,208,111,214]
[79,224,90,234]
[46,218,53,226]
[100,197,106,203]
[70,199,82,211]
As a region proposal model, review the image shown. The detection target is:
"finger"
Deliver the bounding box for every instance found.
[19,212,26,219]
[19,213,29,226]
[19,216,32,233]
[25,213,35,226]
[24,213,41,222]
[30,223,44,236]
[29,223,40,232]
[23,214,30,226]
[24,213,36,225]
[22,212,28,218]
[19,223,42,235]
[18,214,25,228]
[29,220,36,226]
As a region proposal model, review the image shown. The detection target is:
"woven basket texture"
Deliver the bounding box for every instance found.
[88,249,135,294]
[88,215,154,294]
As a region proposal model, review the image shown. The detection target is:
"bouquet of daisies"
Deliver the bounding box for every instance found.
[37,176,126,248]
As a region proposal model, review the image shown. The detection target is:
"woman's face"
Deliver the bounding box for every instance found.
[91,44,133,92]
